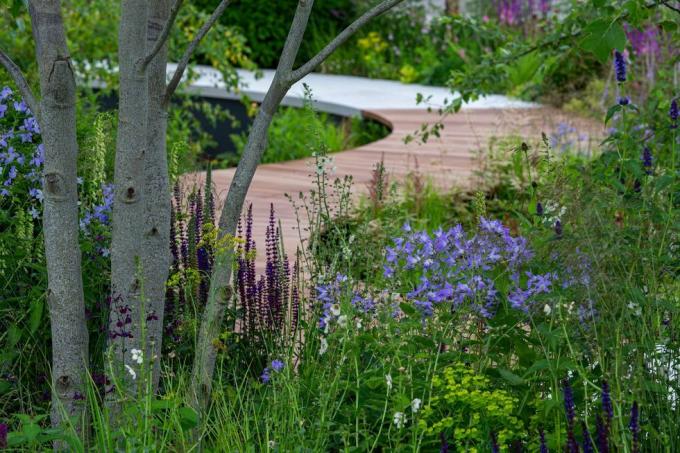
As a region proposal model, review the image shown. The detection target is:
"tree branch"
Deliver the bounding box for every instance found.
[163,0,230,105]
[138,0,184,71]
[0,49,40,118]
[287,0,405,84]
[661,0,680,13]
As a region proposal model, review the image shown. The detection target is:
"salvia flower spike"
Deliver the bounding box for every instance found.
[614,50,627,83]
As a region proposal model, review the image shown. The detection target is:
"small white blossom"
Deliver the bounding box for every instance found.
[410,398,422,413]
[330,304,341,317]
[337,315,348,328]
[131,348,143,365]
[356,319,363,330]
[393,411,406,428]
[385,374,393,391]
[319,337,328,355]
[125,364,136,380]
[543,304,552,315]
[627,301,642,316]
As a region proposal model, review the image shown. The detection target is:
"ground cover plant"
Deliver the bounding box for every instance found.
[0,0,679,451]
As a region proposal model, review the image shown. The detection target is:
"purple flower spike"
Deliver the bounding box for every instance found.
[614,50,626,82]
[641,147,653,175]
[563,380,578,453]
[439,432,449,453]
[670,99,678,128]
[629,401,639,453]
[0,422,7,449]
[601,380,613,423]
[595,413,609,453]
[539,428,548,453]
[582,421,595,453]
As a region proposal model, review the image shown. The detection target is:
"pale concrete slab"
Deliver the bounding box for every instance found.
[172,64,539,118]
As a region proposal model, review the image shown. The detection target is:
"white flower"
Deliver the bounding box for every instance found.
[131,348,143,364]
[319,337,328,356]
[268,440,276,449]
[337,315,348,328]
[627,301,642,316]
[543,304,552,315]
[393,411,406,428]
[410,398,422,413]
[356,319,363,330]
[385,374,393,391]
[125,364,137,380]
[330,304,341,317]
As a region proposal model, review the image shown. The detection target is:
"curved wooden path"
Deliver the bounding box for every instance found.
[185,105,598,268]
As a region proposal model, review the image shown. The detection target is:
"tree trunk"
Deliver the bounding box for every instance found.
[189,0,314,413]
[28,0,88,435]
[144,0,172,391]
[189,87,286,411]
[108,0,149,395]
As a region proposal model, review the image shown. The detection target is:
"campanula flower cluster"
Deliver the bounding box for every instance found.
[0,87,44,217]
[384,218,560,318]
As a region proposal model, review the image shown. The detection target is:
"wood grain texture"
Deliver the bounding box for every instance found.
[186,107,600,269]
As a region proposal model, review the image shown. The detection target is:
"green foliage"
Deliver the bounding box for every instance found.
[225,93,389,167]
[420,364,525,450]
[195,0,357,68]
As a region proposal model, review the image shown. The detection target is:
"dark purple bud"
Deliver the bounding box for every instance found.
[595,413,609,453]
[614,50,626,82]
[629,401,639,453]
[555,219,563,236]
[582,421,595,453]
[536,202,543,216]
[539,428,548,453]
[601,380,614,423]
[670,99,678,128]
[563,380,578,453]
[0,423,7,449]
[617,96,630,106]
[490,432,500,453]
[641,147,653,174]
[439,432,449,453]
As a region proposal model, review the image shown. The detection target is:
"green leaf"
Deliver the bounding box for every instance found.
[28,299,43,335]
[579,19,627,62]
[605,104,622,124]
[399,303,417,317]
[178,407,199,430]
[498,368,525,386]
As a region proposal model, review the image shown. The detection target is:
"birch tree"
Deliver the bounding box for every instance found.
[1,0,88,434]
[0,0,406,438]
[190,0,406,414]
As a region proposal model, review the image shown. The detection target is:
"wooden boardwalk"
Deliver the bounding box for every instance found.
[186,107,598,268]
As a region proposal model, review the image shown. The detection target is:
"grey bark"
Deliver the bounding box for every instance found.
[108,0,150,394]
[27,0,88,436]
[143,0,172,390]
[190,0,405,415]
[141,0,231,390]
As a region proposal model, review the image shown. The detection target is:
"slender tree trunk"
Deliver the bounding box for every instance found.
[108,0,149,394]
[189,0,406,416]
[144,0,172,391]
[189,87,287,411]
[189,0,314,413]
[27,0,88,435]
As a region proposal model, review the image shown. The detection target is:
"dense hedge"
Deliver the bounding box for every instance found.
[195,0,358,68]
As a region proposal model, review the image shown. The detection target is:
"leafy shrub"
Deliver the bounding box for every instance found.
[195,0,357,68]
